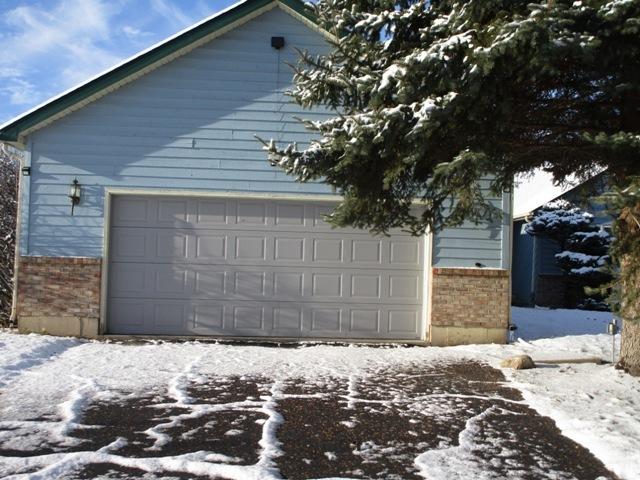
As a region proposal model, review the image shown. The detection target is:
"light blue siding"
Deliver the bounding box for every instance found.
[22,6,508,266]
[431,192,509,269]
[432,220,504,268]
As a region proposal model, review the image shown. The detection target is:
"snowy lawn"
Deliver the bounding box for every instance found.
[0,307,637,479]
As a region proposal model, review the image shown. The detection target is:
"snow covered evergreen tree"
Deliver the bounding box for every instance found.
[526,200,612,309]
[525,200,594,250]
[262,0,640,372]
[556,229,613,310]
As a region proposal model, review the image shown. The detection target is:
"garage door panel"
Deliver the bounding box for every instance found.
[388,310,420,334]
[273,272,304,297]
[193,304,224,331]
[194,270,226,296]
[195,234,227,260]
[112,197,151,224]
[108,262,422,304]
[195,199,228,225]
[390,240,421,265]
[275,203,306,226]
[108,196,425,339]
[110,229,423,270]
[234,235,267,260]
[108,298,422,338]
[112,196,416,235]
[273,306,303,331]
[274,237,305,261]
[109,263,146,295]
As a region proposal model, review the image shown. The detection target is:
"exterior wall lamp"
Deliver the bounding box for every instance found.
[68,178,81,215]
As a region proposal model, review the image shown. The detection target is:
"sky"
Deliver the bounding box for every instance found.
[0,0,239,124]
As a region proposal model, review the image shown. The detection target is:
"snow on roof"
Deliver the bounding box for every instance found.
[513,169,577,219]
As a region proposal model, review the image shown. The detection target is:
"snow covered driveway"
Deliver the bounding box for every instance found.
[0,328,627,480]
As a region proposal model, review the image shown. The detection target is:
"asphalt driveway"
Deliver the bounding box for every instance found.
[0,357,617,480]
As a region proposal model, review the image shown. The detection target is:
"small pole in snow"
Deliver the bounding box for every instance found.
[508,324,517,344]
[607,318,619,364]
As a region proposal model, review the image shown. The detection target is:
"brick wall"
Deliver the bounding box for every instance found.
[429,267,510,345]
[17,256,102,337]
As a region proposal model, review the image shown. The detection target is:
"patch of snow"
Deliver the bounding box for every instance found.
[414,405,499,479]
[257,381,284,475]
[507,364,639,480]
[324,451,337,461]
[339,420,357,428]
[511,306,613,341]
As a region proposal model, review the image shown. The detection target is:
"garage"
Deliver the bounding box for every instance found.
[106,195,427,340]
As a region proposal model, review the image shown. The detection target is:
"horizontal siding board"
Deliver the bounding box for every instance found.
[30,225,104,237]
[433,248,502,260]
[63,107,330,123]
[33,134,313,150]
[434,229,501,241]
[76,101,327,117]
[53,119,310,134]
[433,237,500,249]
[32,144,301,159]
[104,86,298,102]
[35,151,273,164]
[31,215,104,226]
[30,179,331,195]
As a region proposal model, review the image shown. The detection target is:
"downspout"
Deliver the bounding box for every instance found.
[530,235,539,307]
[10,138,30,325]
[9,156,22,324]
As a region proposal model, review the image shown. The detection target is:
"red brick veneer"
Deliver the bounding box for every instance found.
[430,267,510,330]
[17,256,102,336]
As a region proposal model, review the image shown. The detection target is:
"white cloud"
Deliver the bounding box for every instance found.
[0,78,39,105]
[150,0,197,29]
[122,25,152,38]
[3,0,112,62]
[0,0,228,122]
[0,67,24,78]
[0,0,126,102]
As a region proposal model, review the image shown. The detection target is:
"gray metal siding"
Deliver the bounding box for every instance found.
[21,6,507,268]
[108,196,425,339]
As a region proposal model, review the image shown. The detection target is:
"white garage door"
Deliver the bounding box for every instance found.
[107,195,426,340]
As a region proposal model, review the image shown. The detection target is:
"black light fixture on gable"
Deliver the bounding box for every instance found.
[68,178,81,215]
[271,36,285,50]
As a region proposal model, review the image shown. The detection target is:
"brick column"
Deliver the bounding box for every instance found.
[429,267,510,346]
[17,257,102,337]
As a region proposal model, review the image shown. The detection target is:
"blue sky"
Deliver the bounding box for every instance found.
[0,0,240,124]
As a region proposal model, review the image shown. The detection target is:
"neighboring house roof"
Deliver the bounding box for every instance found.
[513,170,607,220]
[513,170,577,220]
[0,0,325,147]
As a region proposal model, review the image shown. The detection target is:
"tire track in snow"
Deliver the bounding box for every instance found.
[144,354,207,450]
[0,337,81,390]
[257,380,284,477]
[55,377,104,445]
[414,405,500,479]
